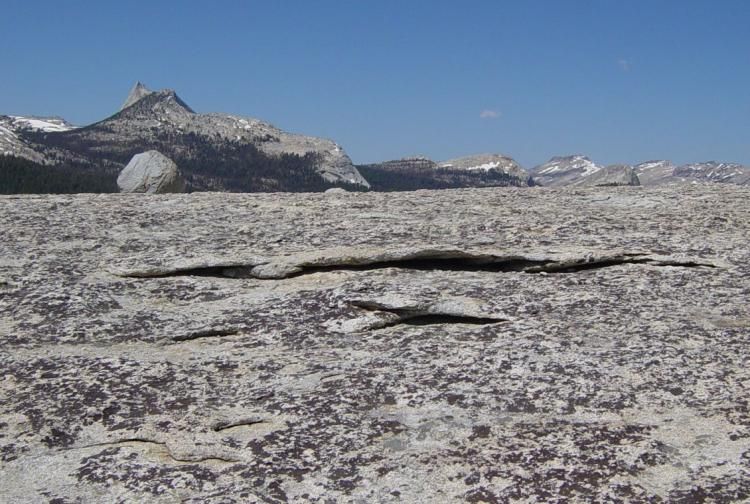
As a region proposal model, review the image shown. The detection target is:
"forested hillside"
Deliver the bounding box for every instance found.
[0,156,117,194]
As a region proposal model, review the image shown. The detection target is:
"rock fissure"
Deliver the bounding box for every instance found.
[61,438,240,464]
[351,301,508,330]
[212,418,267,432]
[289,256,550,276]
[114,250,716,280]
[172,328,241,342]
[523,256,716,274]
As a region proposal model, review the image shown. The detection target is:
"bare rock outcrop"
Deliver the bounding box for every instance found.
[570,164,640,187]
[1,185,749,502]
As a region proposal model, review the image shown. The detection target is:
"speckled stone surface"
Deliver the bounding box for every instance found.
[1,186,749,502]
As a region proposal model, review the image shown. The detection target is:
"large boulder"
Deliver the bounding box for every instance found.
[117,151,186,194]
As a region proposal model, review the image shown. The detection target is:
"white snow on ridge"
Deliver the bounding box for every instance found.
[635,161,667,172]
[538,156,601,176]
[579,158,601,177]
[10,116,75,132]
[538,162,566,174]
[468,161,501,171]
[0,124,15,138]
[440,161,502,171]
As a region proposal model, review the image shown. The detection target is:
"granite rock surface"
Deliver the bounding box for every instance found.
[1,185,749,502]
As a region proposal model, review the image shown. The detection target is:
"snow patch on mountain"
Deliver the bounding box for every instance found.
[537,155,601,176]
[531,155,605,186]
[10,116,76,132]
[439,154,530,181]
[0,116,51,161]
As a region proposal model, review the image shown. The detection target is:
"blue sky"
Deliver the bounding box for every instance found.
[1,0,748,167]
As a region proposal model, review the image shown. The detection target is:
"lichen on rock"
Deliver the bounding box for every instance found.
[1,185,749,502]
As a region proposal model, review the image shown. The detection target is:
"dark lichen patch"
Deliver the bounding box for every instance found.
[1,442,29,462]
[668,476,750,504]
[42,427,77,449]
[75,446,222,496]
[449,420,663,501]
[7,356,207,443]
[465,487,502,503]
[469,425,492,440]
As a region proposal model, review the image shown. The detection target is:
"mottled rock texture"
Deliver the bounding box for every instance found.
[1,185,749,502]
[117,151,186,194]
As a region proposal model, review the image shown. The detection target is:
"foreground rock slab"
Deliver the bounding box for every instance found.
[1,186,749,502]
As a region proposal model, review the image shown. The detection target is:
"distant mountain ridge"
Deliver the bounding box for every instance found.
[530,155,640,187]
[532,155,749,187]
[357,154,534,191]
[633,160,750,186]
[1,84,748,193]
[2,82,368,192]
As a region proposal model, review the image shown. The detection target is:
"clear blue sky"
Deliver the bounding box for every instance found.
[1,0,748,167]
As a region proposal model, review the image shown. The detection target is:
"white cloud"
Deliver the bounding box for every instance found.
[618,58,633,72]
[479,109,500,119]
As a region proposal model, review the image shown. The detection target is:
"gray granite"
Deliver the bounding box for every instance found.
[1,185,749,502]
[117,151,186,194]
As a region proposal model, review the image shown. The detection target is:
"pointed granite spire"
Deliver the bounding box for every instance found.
[120,82,153,111]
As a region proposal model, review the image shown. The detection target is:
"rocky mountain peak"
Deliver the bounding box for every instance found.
[118,82,195,116]
[113,87,195,122]
[6,81,368,190]
[121,81,153,111]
